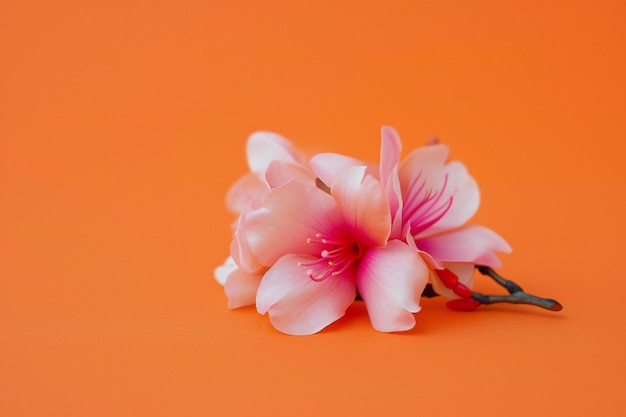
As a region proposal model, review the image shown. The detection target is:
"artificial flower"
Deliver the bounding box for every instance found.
[226,131,312,215]
[215,126,561,335]
[310,126,511,298]
[245,166,428,335]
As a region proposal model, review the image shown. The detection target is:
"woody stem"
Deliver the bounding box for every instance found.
[472,266,563,311]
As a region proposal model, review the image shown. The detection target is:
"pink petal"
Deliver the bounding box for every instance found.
[416,225,512,267]
[405,229,445,269]
[331,166,391,248]
[399,143,480,237]
[264,160,316,189]
[247,132,301,175]
[256,254,356,335]
[245,181,340,267]
[377,127,403,239]
[418,161,479,236]
[357,240,428,332]
[214,256,236,285]
[429,262,475,299]
[380,126,402,189]
[224,268,263,308]
[230,215,265,274]
[309,153,378,187]
[386,165,403,240]
[225,173,268,214]
[399,144,450,183]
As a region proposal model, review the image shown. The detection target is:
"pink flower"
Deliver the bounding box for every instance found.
[311,127,511,298]
[215,132,316,308]
[392,127,511,297]
[245,167,428,335]
[225,131,312,215]
[216,126,511,332]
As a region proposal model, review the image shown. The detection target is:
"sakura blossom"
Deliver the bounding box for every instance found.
[311,126,511,299]
[215,127,561,335]
[246,167,427,335]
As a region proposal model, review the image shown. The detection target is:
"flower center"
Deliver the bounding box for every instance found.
[299,233,361,282]
[402,171,454,235]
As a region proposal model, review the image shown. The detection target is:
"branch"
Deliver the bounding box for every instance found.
[472,266,562,311]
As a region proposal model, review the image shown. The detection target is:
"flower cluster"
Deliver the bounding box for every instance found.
[215,127,514,335]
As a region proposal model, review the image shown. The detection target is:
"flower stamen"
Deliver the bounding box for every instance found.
[299,233,361,282]
[403,173,454,235]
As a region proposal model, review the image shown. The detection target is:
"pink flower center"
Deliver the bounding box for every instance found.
[402,171,454,235]
[299,233,362,282]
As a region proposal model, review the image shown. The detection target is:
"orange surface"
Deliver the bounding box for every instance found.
[1,1,625,416]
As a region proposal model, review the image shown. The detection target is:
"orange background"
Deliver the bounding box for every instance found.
[1,1,625,416]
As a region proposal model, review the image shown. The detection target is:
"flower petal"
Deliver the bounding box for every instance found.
[421,161,479,236]
[416,225,512,267]
[357,240,428,332]
[309,153,378,187]
[379,127,404,239]
[256,254,356,335]
[230,214,265,274]
[399,143,450,182]
[399,145,480,237]
[214,256,236,285]
[429,262,476,299]
[331,166,391,248]
[406,231,444,269]
[225,173,267,214]
[380,126,401,189]
[245,180,340,266]
[387,165,403,240]
[247,131,301,175]
[224,268,263,308]
[264,160,316,189]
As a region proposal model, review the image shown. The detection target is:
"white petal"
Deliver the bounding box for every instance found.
[310,153,378,187]
[264,160,316,189]
[214,256,236,285]
[247,131,301,175]
[224,268,263,308]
